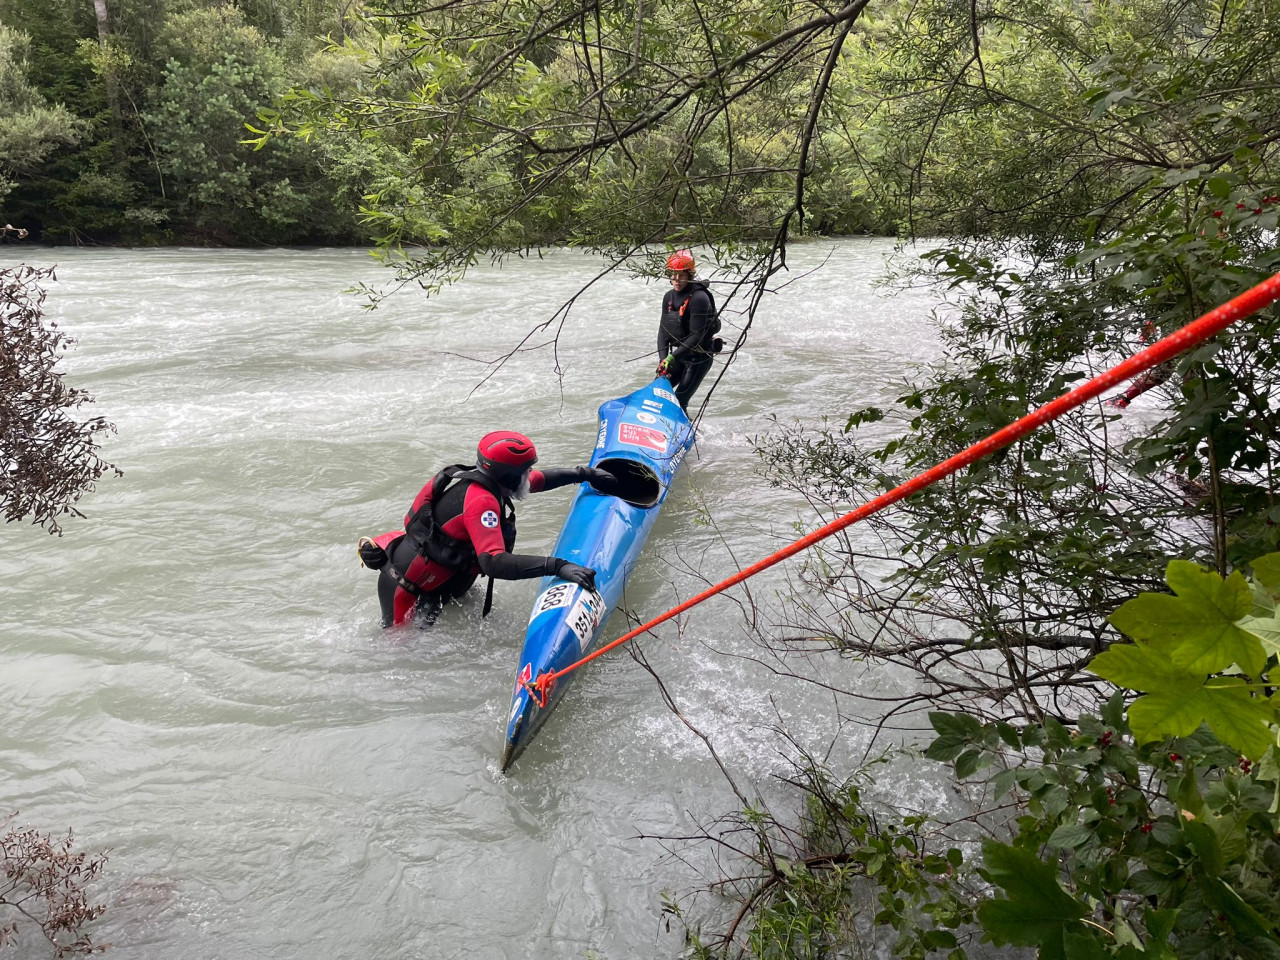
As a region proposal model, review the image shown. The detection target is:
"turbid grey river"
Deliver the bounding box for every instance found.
[2,240,946,959]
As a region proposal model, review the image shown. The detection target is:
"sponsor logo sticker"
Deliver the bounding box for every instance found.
[619,422,667,453]
[517,662,532,686]
[653,387,678,404]
[480,509,500,528]
[595,420,609,449]
[642,399,663,411]
[636,411,658,424]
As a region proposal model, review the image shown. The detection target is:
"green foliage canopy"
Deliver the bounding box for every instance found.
[0,24,83,200]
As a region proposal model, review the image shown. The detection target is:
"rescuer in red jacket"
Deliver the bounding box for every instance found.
[358,431,613,627]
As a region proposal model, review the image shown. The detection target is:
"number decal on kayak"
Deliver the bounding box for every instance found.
[530,582,576,622]
[566,589,605,647]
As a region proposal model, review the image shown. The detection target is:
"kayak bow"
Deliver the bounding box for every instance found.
[500,377,696,771]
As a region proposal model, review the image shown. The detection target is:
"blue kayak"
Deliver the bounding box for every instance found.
[500,377,697,771]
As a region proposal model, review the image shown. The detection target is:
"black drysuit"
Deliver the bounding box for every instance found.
[657,279,716,409]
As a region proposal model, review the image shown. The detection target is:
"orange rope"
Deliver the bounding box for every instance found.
[525,271,1280,707]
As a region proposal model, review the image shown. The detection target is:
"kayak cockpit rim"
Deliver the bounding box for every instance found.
[595,457,661,507]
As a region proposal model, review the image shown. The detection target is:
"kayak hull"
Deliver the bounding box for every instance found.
[500,378,695,771]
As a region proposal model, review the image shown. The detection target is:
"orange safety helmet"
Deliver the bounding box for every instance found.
[665,249,696,274]
[476,431,538,490]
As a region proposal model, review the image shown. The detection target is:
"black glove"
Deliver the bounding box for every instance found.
[358,538,388,570]
[579,466,619,495]
[550,558,597,590]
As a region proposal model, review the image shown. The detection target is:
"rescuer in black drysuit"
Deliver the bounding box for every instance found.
[657,249,722,410]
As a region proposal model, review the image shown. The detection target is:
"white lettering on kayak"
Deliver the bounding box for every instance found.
[618,422,667,453]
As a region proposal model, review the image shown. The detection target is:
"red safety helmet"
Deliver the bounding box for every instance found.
[665,249,696,274]
[476,430,538,490]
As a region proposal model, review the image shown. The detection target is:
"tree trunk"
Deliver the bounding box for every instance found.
[92,0,126,162]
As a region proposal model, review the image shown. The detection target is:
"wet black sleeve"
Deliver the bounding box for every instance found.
[537,466,589,490]
[670,289,712,358]
[477,551,557,581]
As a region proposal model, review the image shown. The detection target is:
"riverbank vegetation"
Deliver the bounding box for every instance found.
[0,0,372,243]
[0,0,897,245]
[5,0,1280,955]
[679,0,1280,955]
[0,261,118,534]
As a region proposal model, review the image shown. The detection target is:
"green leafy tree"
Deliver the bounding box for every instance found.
[261,0,883,308]
[0,24,84,202]
[0,0,370,242]
[754,0,1280,734]
[660,1,1280,951]
[142,5,360,243]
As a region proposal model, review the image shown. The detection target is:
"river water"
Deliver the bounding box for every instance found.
[2,240,945,959]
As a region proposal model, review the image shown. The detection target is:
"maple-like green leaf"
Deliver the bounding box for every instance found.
[1126,677,1275,759]
[977,840,1087,958]
[1239,614,1280,659]
[1089,643,1203,693]
[1129,688,1214,740]
[1251,552,1280,595]
[1109,562,1265,676]
[1062,926,1109,960]
[1165,561,1251,617]
[1249,580,1276,617]
[1201,677,1278,760]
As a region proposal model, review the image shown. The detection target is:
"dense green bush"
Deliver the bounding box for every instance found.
[0,24,83,202]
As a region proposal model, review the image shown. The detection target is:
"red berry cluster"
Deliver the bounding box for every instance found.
[1214,196,1277,217]
[1240,757,1253,774]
